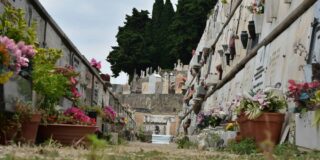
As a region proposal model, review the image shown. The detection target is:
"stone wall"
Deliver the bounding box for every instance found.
[118,94,183,114]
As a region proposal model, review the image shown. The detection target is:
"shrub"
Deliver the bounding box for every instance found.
[224,138,258,155]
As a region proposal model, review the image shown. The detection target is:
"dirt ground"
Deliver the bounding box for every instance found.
[0,142,239,160]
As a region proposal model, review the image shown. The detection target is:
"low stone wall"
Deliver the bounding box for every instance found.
[117,94,183,114]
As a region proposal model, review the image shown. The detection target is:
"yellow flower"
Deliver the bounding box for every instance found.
[0,71,13,84]
[226,123,234,131]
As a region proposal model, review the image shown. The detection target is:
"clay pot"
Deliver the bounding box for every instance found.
[250,113,285,145]
[238,113,285,145]
[37,124,97,145]
[236,113,253,138]
[20,113,41,144]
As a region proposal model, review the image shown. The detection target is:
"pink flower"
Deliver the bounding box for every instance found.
[90,58,102,70]
[71,87,81,98]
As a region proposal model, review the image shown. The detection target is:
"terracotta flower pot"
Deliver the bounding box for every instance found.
[37,124,97,145]
[0,125,18,145]
[236,113,253,138]
[249,113,285,145]
[20,113,41,144]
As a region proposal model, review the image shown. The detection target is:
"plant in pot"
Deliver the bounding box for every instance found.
[13,100,41,144]
[0,101,39,145]
[32,49,97,145]
[234,89,287,145]
[0,112,19,145]
[287,80,320,149]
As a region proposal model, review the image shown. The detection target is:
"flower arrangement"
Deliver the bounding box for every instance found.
[103,106,117,123]
[45,107,96,126]
[287,80,320,112]
[246,0,264,14]
[235,89,287,120]
[196,110,226,130]
[90,58,101,70]
[63,107,96,125]
[287,80,320,126]
[115,116,128,126]
[0,36,36,84]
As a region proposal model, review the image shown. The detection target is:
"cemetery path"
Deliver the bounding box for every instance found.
[0,142,239,160]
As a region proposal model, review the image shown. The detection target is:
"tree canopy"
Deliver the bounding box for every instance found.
[107,0,217,82]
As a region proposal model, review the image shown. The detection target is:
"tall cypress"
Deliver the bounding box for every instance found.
[168,0,218,65]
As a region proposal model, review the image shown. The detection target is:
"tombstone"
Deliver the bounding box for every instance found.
[122,84,131,94]
[175,73,185,94]
[142,82,149,94]
[148,74,161,94]
[162,73,169,94]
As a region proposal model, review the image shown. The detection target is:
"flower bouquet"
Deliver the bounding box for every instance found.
[234,89,287,144]
[0,36,35,83]
[103,106,117,123]
[287,80,320,126]
[246,0,264,14]
[196,110,226,130]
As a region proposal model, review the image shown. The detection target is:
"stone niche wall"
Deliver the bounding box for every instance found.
[118,94,183,114]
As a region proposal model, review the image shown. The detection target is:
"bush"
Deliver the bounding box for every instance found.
[176,136,196,149]
[224,138,258,155]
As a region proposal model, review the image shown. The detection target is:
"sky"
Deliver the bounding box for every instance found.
[38,0,178,84]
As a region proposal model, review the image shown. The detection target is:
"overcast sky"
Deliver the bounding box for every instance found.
[38,0,177,84]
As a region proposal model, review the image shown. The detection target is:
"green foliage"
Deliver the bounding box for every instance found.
[32,48,68,111]
[236,91,287,120]
[224,138,258,155]
[221,0,228,4]
[311,91,320,126]
[0,6,37,45]
[80,106,104,117]
[273,143,299,157]
[176,136,196,149]
[42,137,63,148]
[86,134,108,160]
[108,0,217,82]
[107,8,151,81]
[168,0,218,64]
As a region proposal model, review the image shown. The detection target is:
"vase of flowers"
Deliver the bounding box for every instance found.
[103,106,117,123]
[196,110,226,130]
[235,89,286,144]
[287,80,320,149]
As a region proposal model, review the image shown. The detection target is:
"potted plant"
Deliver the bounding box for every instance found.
[287,80,320,150]
[38,107,97,145]
[234,89,287,145]
[0,112,19,145]
[33,49,97,145]
[13,100,41,144]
